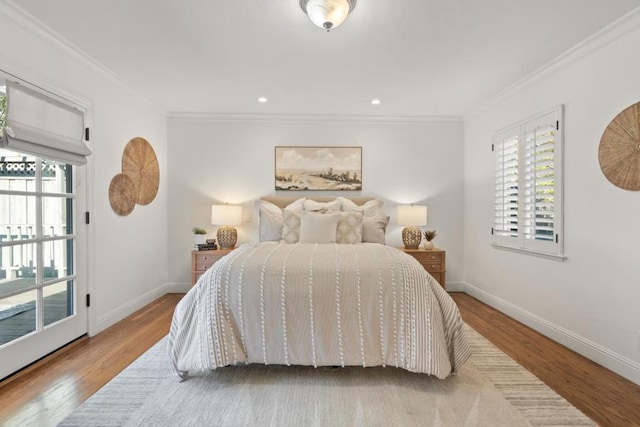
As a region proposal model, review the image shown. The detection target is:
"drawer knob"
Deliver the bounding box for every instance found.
[203,256,208,260]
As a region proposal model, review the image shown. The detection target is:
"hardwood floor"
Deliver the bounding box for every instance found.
[451,293,640,427]
[0,292,639,426]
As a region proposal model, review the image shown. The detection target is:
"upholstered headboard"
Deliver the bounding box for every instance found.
[261,196,375,209]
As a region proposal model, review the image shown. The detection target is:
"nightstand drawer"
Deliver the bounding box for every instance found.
[195,253,218,270]
[398,247,446,289]
[191,249,234,286]
[423,262,443,273]
[411,252,443,266]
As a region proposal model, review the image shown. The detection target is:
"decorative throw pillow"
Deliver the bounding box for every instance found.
[338,197,384,217]
[285,198,306,212]
[298,212,341,244]
[362,214,390,244]
[303,199,341,212]
[255,200,283,242]
[336,211,364,244]
[282,210,302,243]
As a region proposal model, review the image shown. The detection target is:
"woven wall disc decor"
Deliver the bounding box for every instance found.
[122,137,160,205]
[109,173,137,216]
[599,102,640,191]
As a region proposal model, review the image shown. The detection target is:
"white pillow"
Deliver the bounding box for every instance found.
[285,198,306,212]
[362,215,389,244]
[336,211,364,244]
[299,212,341,244]
[255,200,283,242]
[338,197,384,217]
[303,199,341,212]
[257,198,306,242]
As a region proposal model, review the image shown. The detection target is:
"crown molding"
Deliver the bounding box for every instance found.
[465,6,640,120]
[1,0,166,116]
[168,112,463,125]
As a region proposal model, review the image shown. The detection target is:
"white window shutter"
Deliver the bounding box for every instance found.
[1,81,90,165]
[493,129,519,246]
[522,111,559,253]
[492,107,563,257]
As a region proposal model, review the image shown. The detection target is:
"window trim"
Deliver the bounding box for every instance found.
[492,105,565,259]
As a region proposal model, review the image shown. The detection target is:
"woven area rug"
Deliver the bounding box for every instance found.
[59,325,595,426]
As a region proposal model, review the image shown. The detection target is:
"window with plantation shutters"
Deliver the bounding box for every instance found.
[492,107,564,258]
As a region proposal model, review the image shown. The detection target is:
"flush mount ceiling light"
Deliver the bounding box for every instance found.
[300,0,357,32]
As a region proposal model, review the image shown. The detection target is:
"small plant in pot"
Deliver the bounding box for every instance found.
[423,230,437,250]
[193,227,207,245]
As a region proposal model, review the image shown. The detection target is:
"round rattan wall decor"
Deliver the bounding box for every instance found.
[599,102,640,191]
[109,173,137,216]
[122,137,160,205]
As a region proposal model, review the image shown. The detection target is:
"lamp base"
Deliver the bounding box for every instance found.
[402,226,422,249]
[217,226,237,249]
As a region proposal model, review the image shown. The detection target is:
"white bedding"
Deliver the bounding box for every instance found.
[168,242,470,380]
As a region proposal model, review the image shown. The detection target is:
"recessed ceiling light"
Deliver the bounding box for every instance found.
[258,97,268,103]
[371,99,381,105]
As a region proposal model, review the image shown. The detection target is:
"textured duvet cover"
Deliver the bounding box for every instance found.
[168,242,470,380]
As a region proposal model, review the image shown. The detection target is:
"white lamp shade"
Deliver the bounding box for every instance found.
[397,205,427,226]
[211,205,242,226]
[305,0,351,30]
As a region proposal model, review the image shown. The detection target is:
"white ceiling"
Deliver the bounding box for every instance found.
[12,0,640,117]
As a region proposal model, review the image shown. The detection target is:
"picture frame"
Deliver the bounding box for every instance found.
[275,146,362,191]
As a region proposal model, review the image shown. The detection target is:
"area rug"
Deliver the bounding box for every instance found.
[59,325,595,426]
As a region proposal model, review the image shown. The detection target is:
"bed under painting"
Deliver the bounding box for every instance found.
[168,197,470,380]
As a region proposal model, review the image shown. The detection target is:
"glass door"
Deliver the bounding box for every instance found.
[0,148,87,380]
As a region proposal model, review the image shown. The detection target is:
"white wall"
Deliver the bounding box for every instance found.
[463,11,640,383]
[167,117,464,287]
[0,8,169,333]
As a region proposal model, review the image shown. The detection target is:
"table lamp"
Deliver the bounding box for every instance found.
[211,204,242,249]
[397,205,427,249]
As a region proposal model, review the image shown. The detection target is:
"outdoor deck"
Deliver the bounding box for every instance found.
[0,283,71,346]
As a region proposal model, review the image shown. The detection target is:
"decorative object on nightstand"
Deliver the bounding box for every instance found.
[399,247,446,289]
[191,248,234,285]
[192,227,207,246]
[423,230,437,250]
[211,204,242,249]
[397,204,427,249]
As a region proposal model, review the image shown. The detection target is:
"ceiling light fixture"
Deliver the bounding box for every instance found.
[300,0,357,32]
[258,97,268,103]
[371,99,381,105]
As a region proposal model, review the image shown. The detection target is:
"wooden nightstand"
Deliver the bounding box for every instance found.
[191,248,234,285]
[398,247,446,289]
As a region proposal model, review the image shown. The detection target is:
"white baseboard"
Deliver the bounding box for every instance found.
[94,284,181,335]
[459,281,640,386]
[165,282,191,293]
[444,281,466,292]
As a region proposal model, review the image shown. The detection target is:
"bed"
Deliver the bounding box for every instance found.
[168,197,470,380]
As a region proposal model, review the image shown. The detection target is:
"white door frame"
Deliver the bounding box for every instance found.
[0,59,94,379]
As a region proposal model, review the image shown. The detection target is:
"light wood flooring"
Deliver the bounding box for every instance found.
[0,292,639,426]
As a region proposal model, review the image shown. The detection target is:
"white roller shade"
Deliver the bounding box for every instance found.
[1,81,90,165]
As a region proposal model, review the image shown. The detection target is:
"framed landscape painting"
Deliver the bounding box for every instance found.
[275,146,362,191]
